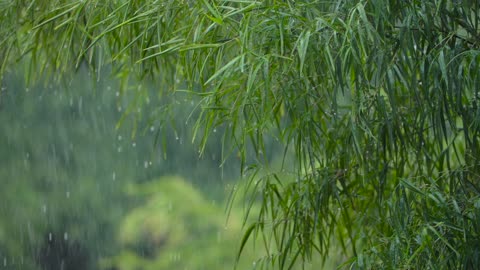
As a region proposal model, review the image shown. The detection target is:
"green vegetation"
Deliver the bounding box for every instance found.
[0,71,128,269]
[101,176,341,270]
[1,0,480,269]
[102,176,253,270]
[0,70,247,269]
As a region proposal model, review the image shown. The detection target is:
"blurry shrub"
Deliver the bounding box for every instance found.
[101,176,261,270]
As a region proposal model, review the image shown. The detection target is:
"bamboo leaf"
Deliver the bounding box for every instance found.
[235,222,258,267]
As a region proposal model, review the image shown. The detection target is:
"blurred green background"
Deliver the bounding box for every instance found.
[0,68,340,269]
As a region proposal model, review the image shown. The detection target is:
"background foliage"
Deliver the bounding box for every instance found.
[0,68,258,269]
[1,0,480,269]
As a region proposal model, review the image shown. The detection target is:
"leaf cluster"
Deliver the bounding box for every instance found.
[1,0,480,269]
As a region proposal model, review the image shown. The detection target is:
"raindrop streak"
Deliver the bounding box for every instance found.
[112,172,116,181]
[3,257,6,266]
[64,232,68,241]
[42,204,47,213]
[66,191,70,198]
[48,233,52,242]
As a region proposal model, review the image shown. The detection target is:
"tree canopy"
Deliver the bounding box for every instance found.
[1,0,480,269]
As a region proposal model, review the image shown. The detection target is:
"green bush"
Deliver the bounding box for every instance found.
[102,176,260,270]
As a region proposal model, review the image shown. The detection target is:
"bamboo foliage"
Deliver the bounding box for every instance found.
[1,0,480,269]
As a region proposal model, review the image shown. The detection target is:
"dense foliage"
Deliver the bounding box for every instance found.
[1,0,480,269]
